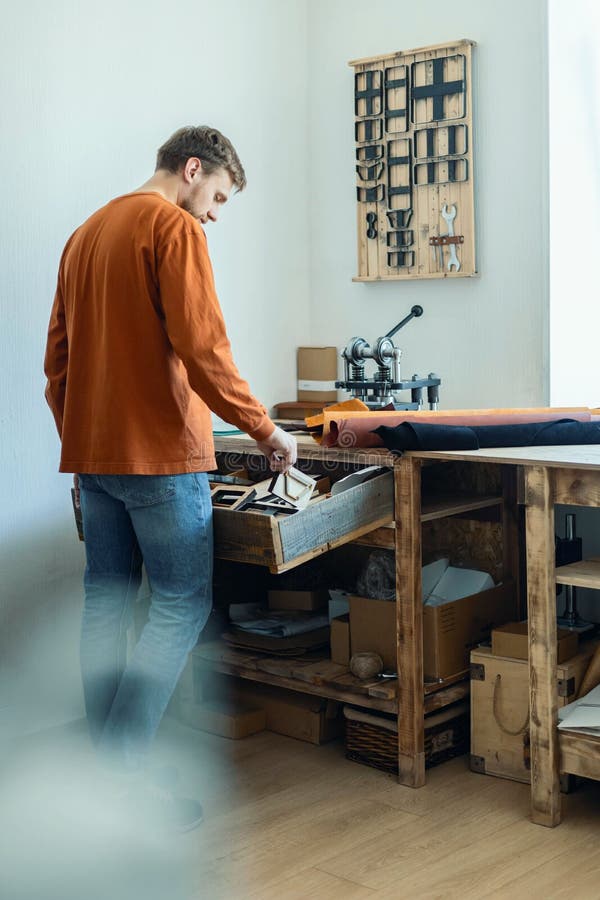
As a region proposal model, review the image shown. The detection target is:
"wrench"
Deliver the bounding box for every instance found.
[441,204,461,272]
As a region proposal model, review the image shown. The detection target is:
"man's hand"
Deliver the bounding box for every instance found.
[255,426,297,473]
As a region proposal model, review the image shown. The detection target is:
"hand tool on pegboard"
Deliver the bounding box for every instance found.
[429,204,464,272]
[441,204,461,271]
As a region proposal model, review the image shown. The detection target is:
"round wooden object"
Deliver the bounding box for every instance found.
[350,651,384,680]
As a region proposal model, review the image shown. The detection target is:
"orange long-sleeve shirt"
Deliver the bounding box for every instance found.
[44,192,275,474]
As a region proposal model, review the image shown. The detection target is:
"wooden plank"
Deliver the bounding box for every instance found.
[352,523,395,550]
[554,468,600,506]
[356,493,502,535]
[348,39,475,68]
[254,657,315,679]
[367,680,398,700]
[194,642,260,670]
[424,667,469,694]
[277,471,394,563]
[408,445,600,470]
[290,660,348,685]
[423,680,470,713]
[395,455,425,786]
[352,272,478,281]
[322,672,380,696]
[525,466,561,826]
[196,659,396,714]
[559,731,600,781]
[213,432,397,466]
[421,493,502,522]
[555,557,600,589]
[213,508,279,566]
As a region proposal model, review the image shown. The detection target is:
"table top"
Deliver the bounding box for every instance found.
[214,431,600,471]
[408,445,600,470]
[213,431,397,466]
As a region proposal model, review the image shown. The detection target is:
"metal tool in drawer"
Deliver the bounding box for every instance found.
[336,304,441,410]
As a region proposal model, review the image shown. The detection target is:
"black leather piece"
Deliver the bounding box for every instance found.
[374,418,600,453]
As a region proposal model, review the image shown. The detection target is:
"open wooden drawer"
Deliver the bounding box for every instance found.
[212,470,394,573]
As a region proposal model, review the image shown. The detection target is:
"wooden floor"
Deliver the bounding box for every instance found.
[3,719,600,899]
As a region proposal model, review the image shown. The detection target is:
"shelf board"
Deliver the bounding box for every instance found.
[559,729,600,781]
[421,493,502,522]
[194,642,469,716]
[353,493,502,549]
[555,557,600,590]
[194,642,396,713]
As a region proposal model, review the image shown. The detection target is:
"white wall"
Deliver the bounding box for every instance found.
[549,0,600,407]
[0,0,309,735]
[306,0,549,410]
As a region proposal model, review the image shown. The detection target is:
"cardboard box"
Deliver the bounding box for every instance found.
[423,582,517,680]
[178,697,266,739]
[349,582,517,680]
[268,589,328,612]
[275,401,335,420]
[297,346,338,402]
[349,596,396,670]
[224,679,342,744]
[330,614,350,665]
[492,620,578,664]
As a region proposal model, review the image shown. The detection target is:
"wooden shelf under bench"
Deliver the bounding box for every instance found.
[194,641,470,717]
[354,491,503,549]
[560,730,600,782]
[555,557,600,590]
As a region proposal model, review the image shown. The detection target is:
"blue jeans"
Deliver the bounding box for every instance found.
[78,473,213,771]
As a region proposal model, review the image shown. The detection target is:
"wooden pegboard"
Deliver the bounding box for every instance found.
[350,39,476,281]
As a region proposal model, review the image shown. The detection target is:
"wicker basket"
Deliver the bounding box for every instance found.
[344,702,470,773]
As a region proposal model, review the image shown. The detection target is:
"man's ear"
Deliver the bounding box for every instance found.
[183,157,203,183]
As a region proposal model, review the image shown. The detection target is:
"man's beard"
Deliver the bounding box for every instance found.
[179,198,200,221]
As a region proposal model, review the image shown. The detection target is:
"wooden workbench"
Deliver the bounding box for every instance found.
[210,434,513,777]
[212,434,600,826]
[404,444,600,826]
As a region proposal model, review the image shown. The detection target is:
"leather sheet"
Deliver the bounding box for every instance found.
[318,408,593,448]
[376,418,600,453]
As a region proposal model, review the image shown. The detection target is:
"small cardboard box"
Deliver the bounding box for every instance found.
[423,582,516,680]
[349,596,396,670]
[491,620,578,664]
[178,697,266,739]
[330,614,350,665]
[349,582,517,680]
[225,679,342,744]
[268,589,328,612]
[297,346,338,402]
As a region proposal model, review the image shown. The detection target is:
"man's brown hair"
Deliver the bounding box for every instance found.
[156,125,246,191]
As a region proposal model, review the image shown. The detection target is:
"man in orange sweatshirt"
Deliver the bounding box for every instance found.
[44,125,296,831]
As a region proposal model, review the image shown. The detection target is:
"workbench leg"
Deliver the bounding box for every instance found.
[395,457,425,787]
[525,466,561,826]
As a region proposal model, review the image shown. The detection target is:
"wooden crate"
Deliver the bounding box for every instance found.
[349,39,475,281]
[470,641,600,783]
[213,470,393,573]
[344,702,470,773]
